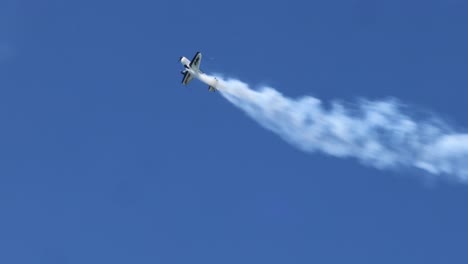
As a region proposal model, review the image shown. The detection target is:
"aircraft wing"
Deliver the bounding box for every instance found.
[181,71,193,85]
[189,52,202,71]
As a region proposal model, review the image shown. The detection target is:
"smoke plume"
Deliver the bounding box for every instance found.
[215,76,468,182]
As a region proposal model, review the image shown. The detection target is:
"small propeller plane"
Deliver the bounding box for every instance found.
[179,52,218,92]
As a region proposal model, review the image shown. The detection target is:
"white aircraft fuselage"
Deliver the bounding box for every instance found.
[179,52,219,91]
[179,57,199,78]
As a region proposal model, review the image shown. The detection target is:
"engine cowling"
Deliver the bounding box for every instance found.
[179,56,191,67]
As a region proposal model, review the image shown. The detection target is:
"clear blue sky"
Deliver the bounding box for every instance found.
[1,0,468,263]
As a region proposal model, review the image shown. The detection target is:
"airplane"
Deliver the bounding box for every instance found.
[179,52,218,92]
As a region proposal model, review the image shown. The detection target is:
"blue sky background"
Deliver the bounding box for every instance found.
[1,0,468,263]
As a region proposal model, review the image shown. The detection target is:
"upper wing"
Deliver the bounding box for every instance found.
[189,52,202,71]
[181,71,193,85]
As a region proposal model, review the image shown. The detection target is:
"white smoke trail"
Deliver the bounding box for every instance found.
[214,76,468,182]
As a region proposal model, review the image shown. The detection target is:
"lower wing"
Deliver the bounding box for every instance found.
[181,71,193,85]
